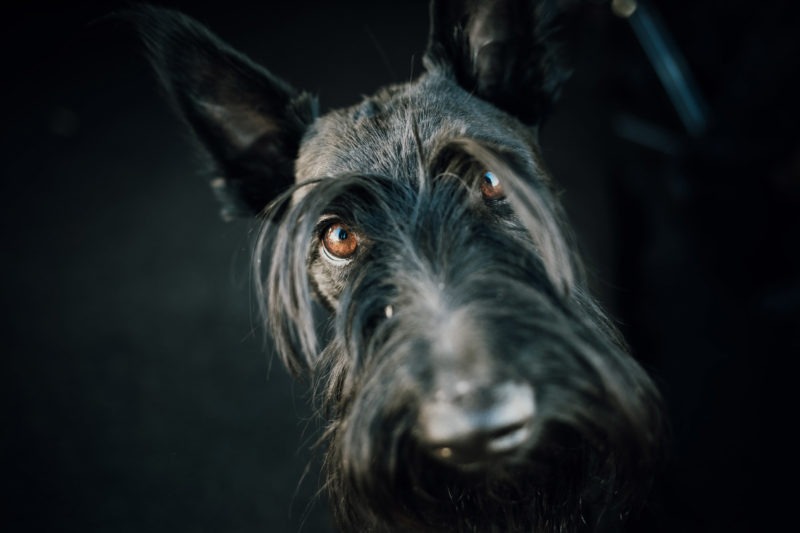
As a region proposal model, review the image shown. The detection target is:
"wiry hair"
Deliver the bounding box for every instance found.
[131,2,665,530]
[255,138,574,371]
[253,139,663,531]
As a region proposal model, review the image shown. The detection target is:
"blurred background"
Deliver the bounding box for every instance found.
[2,1,797,531]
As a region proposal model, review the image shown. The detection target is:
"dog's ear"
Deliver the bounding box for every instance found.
[424,0,569,125]
[129,7,317,219]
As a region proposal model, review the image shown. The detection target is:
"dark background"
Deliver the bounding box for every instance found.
[3,1,798,532]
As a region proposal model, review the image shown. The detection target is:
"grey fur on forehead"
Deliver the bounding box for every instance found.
[295,71,539,183]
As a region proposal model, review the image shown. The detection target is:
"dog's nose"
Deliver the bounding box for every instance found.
[417,381,535,466]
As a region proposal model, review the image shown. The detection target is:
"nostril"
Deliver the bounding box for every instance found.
[417,382,535,465]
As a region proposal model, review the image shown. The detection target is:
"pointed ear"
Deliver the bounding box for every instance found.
[424,0,569,125]
[130,7,317,219]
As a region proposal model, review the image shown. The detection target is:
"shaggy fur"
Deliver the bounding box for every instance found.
[133,2,664,531]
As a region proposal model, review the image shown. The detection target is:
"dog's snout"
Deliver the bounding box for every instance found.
[417,382,535,466]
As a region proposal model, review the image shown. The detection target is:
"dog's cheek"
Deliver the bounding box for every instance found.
[309,257,348,310]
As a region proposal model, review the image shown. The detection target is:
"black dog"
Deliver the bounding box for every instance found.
[134,1,664,530]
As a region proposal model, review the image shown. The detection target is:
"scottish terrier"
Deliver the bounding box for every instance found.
[134,1,664,530]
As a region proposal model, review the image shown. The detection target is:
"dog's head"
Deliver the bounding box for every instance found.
[133,0,573,362]
[135,1,663,529]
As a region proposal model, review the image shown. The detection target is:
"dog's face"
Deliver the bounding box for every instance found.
[294,75,567,307]
[136,1,663,529]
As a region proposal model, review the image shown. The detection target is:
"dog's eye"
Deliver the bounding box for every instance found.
[480,171,505,200]
[322,222,359,260]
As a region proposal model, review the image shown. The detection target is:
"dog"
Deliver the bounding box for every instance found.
[133,1,664,530]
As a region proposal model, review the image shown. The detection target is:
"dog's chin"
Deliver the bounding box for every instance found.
[412,422,597,487]
[414,446,542,486]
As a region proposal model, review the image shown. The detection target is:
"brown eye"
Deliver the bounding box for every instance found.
[480,171,505,200]
[322,222,359,260]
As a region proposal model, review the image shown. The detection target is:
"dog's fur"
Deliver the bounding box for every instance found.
[133,2,664,530]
